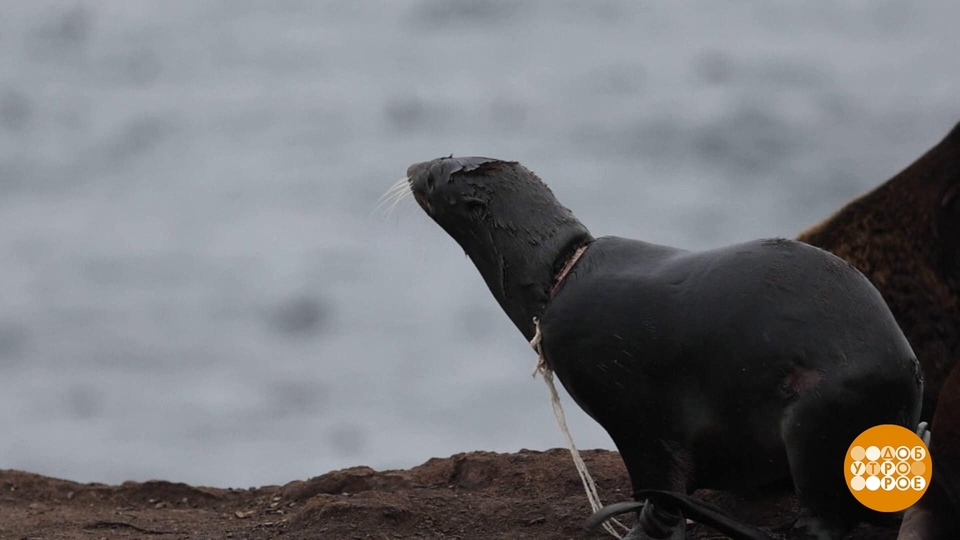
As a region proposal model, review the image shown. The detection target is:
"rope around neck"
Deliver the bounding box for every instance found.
[530,319,629,539]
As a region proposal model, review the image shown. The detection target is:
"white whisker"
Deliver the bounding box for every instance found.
[383,186,413,218]
[372,177,412,218]
[377,177,410,203]
[372,178,415,220]
[382,184,411,210]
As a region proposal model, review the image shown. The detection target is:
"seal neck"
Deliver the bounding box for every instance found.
[461,224,592,343]
[548,243,589,299]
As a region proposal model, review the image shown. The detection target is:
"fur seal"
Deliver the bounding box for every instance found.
[405,157,924,540]
[798,121,960,422]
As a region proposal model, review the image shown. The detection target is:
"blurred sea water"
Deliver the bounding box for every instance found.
[0,0,958,487]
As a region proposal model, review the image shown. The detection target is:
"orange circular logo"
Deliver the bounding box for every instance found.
[844,424,932,512]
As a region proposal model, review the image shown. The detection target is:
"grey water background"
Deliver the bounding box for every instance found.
[1,1,958,488]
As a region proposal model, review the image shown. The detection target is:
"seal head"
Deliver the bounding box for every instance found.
[407,156,592,340]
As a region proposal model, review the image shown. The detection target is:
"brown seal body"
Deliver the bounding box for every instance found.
[798,121,960,422]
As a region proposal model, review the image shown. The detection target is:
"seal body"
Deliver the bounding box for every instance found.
[539,236,922,518]
[405,156,924,539]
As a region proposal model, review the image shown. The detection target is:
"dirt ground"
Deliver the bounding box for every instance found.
[1,448,901,540]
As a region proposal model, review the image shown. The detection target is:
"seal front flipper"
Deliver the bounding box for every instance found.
[917,420,931,447]
[583,501,646,530]
[586,491,774,540]
[635,500,685,540]
[585,500,687,540]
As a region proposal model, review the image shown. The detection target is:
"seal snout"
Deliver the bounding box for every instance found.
[405,157,452,195]
[405,161,431,185]
[405,161,437,215]
[405,159,439,214]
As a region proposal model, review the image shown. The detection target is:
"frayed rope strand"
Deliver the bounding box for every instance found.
[530,319,629,539]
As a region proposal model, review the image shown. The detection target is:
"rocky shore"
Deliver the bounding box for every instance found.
[2,448,899,540]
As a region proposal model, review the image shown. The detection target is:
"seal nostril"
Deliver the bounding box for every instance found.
[406,161,438,194]
[406,161,427,179]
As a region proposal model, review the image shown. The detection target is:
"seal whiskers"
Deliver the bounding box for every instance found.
[376,176,409,206]
[373,176,414,218]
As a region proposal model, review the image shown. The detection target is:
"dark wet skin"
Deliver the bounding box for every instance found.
[407,157,923,540]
